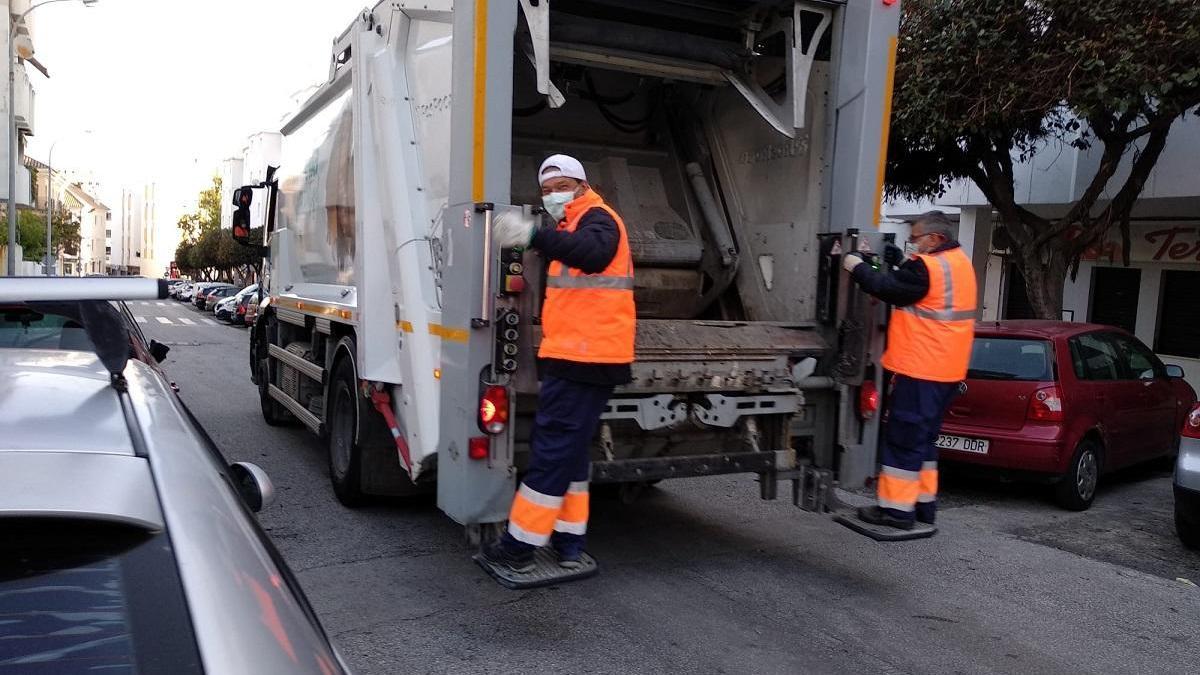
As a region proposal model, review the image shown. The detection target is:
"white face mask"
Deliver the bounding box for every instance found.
[541,191,575,221]
[903,241,920,258]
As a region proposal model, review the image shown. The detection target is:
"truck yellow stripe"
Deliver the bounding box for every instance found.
[471,0,489,202]
[871,35,898,229]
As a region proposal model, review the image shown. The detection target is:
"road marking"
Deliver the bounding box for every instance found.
[135,316,147,324]
[201,318,218,326]
[156,316,172,324]
[140,301,151,306]
[179,317,196,325]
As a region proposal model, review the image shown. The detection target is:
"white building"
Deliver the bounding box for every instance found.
[58,182,108,275]
[886,113,1200,392]
[220,131,281,229]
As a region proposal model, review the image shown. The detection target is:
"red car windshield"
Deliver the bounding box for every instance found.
[967,337,1055,382]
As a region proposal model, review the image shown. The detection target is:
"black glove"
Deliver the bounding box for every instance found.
[883,243,904,268]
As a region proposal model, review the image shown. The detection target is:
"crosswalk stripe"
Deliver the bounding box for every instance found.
[179,317,196,325]
[156,316,172,324]
[201,318,218,326]
[135,316,147,324]
[156,302,167,306]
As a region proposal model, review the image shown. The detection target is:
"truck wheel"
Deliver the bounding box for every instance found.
[1054,439,1100,511]
[327,341,366,507]
[257,319,292,426]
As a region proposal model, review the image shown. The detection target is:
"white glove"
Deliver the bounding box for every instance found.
[842,252,865,273]
[492,211,538,248]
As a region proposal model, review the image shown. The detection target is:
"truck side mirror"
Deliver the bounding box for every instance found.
[231,186,253,245]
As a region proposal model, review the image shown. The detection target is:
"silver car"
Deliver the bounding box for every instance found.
[1176,402,1200,549]
[0,278,349,674]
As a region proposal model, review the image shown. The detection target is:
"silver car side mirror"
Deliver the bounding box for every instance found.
[230,462,276,512]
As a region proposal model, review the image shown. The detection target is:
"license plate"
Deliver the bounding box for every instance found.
[935,434,989,454]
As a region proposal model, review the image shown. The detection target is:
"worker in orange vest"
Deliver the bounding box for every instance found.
[842,210,977,531]
[483,154,636,572]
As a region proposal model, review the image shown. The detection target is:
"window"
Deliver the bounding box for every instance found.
[0,305,94,351]
[106,229,112,237]
[968,338,1055,381]
[0,521,202,674]
[1108,333,1164,380]
[1003,264,1037,320]
[1069,332,1122,381]
[106,246,112,255]
[106,212,112,220]
[1089,267,1141,334]
[1156,270,1200,359]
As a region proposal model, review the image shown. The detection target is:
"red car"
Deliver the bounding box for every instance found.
[937,321,1196,510]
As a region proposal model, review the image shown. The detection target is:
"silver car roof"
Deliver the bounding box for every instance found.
[0,348,345,674]
[0,350,136,454]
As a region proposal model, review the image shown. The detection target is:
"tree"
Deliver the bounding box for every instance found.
[886,0,1200,318]
[16,207,81,263]
[177,174,223,245]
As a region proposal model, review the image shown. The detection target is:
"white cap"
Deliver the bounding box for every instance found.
[538,154,587,185]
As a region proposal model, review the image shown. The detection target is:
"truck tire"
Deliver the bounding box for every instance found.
[257,317,293,426]
[1054,439,1100,511]
[327,339,366,506]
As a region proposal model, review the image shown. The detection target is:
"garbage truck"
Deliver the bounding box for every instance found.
[237,0,902,542]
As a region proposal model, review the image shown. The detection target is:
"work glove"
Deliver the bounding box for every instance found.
[883,243,904,267]
[842,252,865,273]
[492,211,539,249]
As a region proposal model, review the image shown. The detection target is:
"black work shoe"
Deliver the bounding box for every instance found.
[555,548,585,570]
[916,516,936,526]
[857,506,915,531]
[481,539,535,573]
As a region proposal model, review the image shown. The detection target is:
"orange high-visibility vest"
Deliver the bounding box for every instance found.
[538,189,636,364]
[881,246,978,382]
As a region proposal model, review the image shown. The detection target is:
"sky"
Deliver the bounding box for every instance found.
[24,0,364,256]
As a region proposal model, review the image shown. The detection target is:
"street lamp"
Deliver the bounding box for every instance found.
[5,0,99,276]
[45,128,91,275]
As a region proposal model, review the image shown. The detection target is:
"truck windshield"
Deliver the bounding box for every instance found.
[967,337,1055,381]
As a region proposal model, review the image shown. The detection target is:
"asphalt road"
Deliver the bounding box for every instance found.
[141,298,1200,675]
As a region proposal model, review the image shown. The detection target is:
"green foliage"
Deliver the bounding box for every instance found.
[177,174,223,245]
[886,0,1200,317]
[16,207,81,262]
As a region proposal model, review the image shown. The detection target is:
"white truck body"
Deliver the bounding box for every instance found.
[247,0,901,532]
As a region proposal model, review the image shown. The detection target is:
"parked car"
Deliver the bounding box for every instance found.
[1176,403,1200,549]
[214,295,239,321]
[216,284,259,321]
[937,321,1196,510]
[195,284,235,310]
[244,293,260,327]
[0,278,349,673]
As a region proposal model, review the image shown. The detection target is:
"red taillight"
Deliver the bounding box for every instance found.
[859,381,880,419]
[1027,385,1064,422]
[468,436,490,460]
[478,385,509,435]
[1183,405,1200,440]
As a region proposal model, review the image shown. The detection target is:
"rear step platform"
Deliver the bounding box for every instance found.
[474,548,599,589]
[834,514,937,542]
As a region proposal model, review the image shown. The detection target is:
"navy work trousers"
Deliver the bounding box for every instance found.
[502,375,613,556]
[877,374,960,524]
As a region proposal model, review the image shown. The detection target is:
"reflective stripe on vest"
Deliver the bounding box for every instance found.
[538,189,636,364]
[880,246,978,383]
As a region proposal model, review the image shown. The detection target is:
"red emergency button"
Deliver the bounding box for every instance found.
[504,275,526,293]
